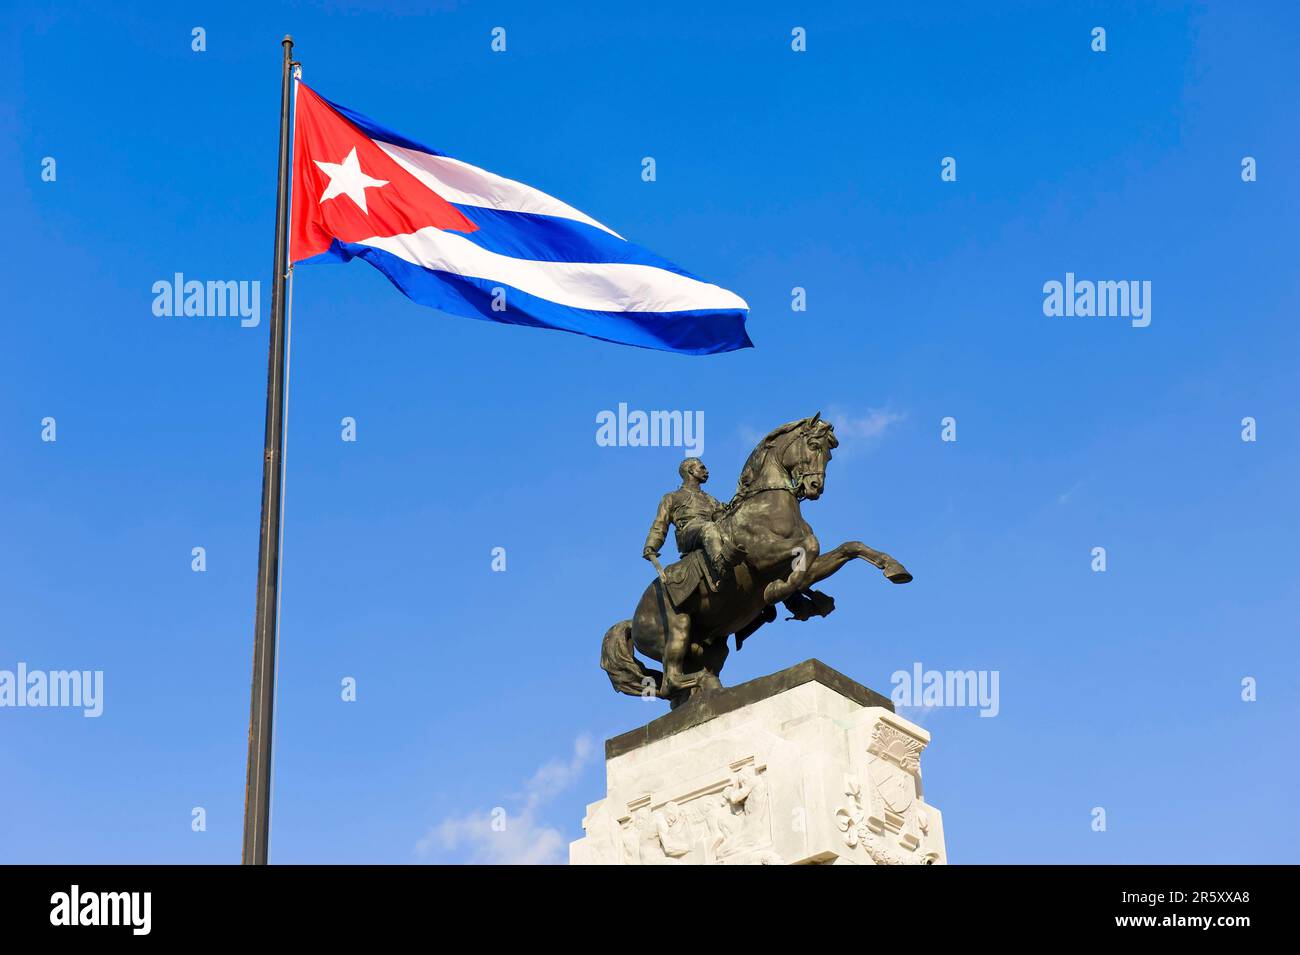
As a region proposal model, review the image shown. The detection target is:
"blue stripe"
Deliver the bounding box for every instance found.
[315,89,450,157]
[450,205,698,277]
[305,241,753,355]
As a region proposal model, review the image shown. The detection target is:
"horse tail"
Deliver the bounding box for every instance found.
[600,619,661,697]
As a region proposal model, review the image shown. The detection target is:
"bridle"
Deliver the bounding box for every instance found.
[729,422,830,505]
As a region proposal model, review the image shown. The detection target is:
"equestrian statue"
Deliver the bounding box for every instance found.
[600,413,912,708]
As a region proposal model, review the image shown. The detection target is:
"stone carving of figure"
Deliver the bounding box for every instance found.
[633,807,665,863]
[715,766,769,856]
[620,814,642,865]
[652,801,694,859]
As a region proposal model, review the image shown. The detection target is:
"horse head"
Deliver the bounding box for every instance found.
[787,412,838,499]
[735,412,839,502]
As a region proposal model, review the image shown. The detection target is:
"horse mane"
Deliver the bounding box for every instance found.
[734,417,814,499]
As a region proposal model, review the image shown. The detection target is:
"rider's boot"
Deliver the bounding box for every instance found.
[703,537,730,583]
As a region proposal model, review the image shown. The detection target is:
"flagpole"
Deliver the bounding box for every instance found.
[242,34,296,866]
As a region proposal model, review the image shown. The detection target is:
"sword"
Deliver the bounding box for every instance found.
[647,553,669,586]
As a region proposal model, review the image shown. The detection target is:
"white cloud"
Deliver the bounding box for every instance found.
[518,734,593,812]
[415,734,594,865]
[418,812,568,865]
[828,406,905,444]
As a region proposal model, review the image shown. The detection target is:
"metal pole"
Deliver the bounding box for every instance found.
[242,34,295,866]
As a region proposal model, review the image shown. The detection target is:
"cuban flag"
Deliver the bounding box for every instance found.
[290,84,752,355]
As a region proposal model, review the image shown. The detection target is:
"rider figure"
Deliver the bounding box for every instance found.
[643,457,729,580]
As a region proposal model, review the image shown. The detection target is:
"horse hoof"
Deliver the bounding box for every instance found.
[884,561,913,584]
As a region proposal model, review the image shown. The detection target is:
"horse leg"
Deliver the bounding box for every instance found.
[761,536,821,605]
[698,639,728,689]
[654,582,705,700]
[805,541,913,586]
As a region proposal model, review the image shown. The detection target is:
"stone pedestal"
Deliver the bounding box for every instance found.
[570,659,947,865]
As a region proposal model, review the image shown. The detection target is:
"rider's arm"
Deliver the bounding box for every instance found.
[643,493,672,558]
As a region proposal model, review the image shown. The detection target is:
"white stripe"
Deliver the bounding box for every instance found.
[356,227,749,313]
[377,141,625,239]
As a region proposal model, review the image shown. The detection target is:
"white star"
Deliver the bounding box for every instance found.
[314,147,389,214]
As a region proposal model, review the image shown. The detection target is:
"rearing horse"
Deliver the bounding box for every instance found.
[601,413,912,707]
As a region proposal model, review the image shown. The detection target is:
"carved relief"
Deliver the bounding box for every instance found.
[622,803,687,865]
[834,717,943,865]
[835,774,938,865]
[710,764,769,858]
[575,682,952,866]
[868,722,924,776]
[653,802,693,858]
[616,760,782,865]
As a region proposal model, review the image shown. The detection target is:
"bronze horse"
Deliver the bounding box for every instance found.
[601,413,912,707]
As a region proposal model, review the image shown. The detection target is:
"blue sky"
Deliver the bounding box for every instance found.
[2,0,1297,864]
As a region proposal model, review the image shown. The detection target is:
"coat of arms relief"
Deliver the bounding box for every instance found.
[834,717,944,865]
